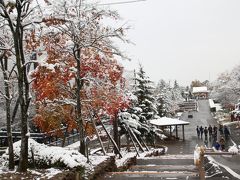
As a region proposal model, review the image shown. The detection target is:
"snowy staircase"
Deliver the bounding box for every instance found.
[104,154,199,180]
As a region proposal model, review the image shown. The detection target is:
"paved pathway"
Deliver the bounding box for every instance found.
[105,100,240,179]
[160,99,218,154]
[160,99,240,179]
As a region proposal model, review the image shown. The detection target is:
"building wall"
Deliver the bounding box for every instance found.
[193,92,208,99]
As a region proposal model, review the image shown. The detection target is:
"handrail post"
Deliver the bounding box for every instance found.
[199,148,205,180]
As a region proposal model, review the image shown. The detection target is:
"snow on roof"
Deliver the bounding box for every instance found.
[192,86,208,93]
[149,117,189,126]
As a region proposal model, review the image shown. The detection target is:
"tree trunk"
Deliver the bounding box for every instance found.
[74,46,86,156]
[0,55,14,170]
[1,1,32,172]
[15,13,30,172]
[113,114,120,155]
[11,97,20,124]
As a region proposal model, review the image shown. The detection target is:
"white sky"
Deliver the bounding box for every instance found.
[100,0,240,86]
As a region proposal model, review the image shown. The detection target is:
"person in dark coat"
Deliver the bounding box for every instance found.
[199,126,204,139]
[224,125,230,140]
[204,127,208,140]
[213,125,218,134]
[219,124,223,135]
[208,125,213,137]
[213,125,218,140]
[196,126,200,138]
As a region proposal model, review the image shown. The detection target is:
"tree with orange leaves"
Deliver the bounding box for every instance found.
[31,0,129,155]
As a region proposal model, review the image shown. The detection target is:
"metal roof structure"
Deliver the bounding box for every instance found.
[150,117,190,141]
[149,117,189,126]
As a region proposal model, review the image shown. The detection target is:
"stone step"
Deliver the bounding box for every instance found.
[137,158,194,166]
[148,154,193,159]
[136,154,194,166]
[129,165,197,172]
[104,171,199,180]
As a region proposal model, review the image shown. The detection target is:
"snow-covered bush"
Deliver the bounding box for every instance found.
[228,145,239,154]
[2,139,88,169]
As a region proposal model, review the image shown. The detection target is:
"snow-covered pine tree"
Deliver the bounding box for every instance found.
[133,64,157,121]
[156,94,166,117]
[155,79,173,116]
[118,91,166,147]
[155,79,184,117]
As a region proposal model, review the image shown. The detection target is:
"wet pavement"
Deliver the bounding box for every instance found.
[159,100,218,154]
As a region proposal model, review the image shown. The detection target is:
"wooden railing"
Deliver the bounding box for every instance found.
[195,146,239,180]
[47,133,80,147]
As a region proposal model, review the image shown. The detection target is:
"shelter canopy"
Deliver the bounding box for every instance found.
[149,117,189,126]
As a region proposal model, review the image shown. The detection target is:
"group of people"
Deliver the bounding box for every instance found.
[196,124,231,150]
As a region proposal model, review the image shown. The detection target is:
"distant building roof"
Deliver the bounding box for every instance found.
[192,86,208,93]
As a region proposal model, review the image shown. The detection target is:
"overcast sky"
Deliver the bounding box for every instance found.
[100,0,240,86]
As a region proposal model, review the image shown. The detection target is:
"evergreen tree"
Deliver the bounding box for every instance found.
[134,65,156,120]
[173,80,179,89]
[156,94,166,117]
[118,91,166,147]
[155,79,184,117]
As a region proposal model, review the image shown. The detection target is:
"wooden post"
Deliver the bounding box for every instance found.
[127,127,140,157]
[182,125,185,141]
[100,120,122,158]
[128,127,144,152]
[93,119,107,155]
[175,125,178,139]
[138,136,149,151]
[199,147,205,180]
[170,126,172,137]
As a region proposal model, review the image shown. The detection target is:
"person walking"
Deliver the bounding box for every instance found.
[213,125,217,134]
[204,127,208,140]
[213,125,218,141]
[208,125,213,137]
[219,137,225,151]
[224,125,230,140]
[200,126,204,139]
[196,126,200,138]
[219,124,223,135]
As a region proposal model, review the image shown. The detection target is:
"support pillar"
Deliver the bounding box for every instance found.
[175,125,178,139]
[182,125,185,141]
[170,126,172,137]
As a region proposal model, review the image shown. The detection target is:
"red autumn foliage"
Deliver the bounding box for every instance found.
[31,35,129,136]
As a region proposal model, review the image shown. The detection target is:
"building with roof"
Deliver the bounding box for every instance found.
[150,117,189,141]
[192,86,208,99]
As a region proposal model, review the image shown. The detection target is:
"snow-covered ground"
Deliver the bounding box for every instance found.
[0,138,164,179]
